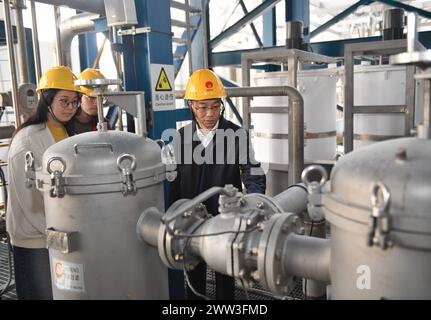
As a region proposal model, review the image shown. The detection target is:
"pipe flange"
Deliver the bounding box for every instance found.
[242,193,284,217]
[257,213,298,296]
[158,199,209,270]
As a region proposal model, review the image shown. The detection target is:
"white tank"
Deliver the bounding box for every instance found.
[350,64,424,149]
[251,68,338,165]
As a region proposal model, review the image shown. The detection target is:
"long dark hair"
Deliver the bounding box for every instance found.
[11,89,60,140]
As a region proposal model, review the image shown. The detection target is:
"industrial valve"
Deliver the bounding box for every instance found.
[137,183,331,297]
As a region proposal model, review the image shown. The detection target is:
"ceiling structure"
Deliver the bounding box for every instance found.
[170,0,431,51]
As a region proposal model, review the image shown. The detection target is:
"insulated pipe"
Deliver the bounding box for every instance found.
[33,0,105,15]
[29,0,42,82]
[59,12,100,67]
[176,86,304,186]
[3,0,21,127]
[273,184,307,214]
[282,233,331,283]
[13,0,29,83]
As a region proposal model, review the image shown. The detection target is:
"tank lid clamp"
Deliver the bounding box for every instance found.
[367,182,393,250]
[301,165,328,222]
[49,171,66,198]
[117,153,138,196]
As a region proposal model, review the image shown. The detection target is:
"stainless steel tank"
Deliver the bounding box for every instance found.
[323,137,431,299]
[36,131,169,299]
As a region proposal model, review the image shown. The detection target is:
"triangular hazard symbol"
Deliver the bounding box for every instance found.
[155,67,172,91]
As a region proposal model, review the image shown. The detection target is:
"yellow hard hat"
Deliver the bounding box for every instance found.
[184,69,226,100]
[77,68,107,97]
[36,66,81,94]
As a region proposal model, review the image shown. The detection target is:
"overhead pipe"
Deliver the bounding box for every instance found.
[3,0,21,127]
[13,0,29,83]
[176,85,304,185]
[33,0,105,15]
[59,12,100,67]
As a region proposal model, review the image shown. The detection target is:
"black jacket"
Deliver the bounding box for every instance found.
[169,116,266,215]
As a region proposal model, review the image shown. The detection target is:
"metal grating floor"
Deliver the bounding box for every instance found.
[204,268,304,300]
[0,242,16,300]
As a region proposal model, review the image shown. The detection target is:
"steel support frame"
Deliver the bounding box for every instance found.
[209,31,431,67]
[241,47,336,129]
[310,0,431,39]
[241,48,335,186]
[209,0,281,50]
[343,39,416,153]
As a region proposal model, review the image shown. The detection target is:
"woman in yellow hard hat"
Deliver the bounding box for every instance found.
[66,68,111,134]
[169,69,266,300]
[6,65,81,300]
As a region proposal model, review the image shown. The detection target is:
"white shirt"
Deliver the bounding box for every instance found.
[196,121,219,148]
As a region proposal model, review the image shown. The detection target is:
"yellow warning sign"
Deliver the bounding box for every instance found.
[155,67,172,91]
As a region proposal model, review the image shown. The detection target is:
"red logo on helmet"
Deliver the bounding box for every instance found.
[205,81,214,89]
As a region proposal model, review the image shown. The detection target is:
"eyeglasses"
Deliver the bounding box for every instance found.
[194,105,221,114]
[56,98,79,109]
[83,95,98,103]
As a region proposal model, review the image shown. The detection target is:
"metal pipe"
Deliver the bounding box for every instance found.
[29,0,42,82]
[136,207,162,247]
[95,94,109,132]
[282,233,331,283]
[13,0,29,83]
[162,186,233,224]
[302,218,327,299]
[60,12,100,67]
[184,0,193,75]
[33,0,105,15]
[54,6,63,65]
[407,12,417,53]
[176,85,305,185]
[273,184,307,214]
[3,0,21,127]
[200,0,209,69]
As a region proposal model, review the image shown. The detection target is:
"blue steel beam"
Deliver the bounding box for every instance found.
[209,31,431,66]
[310,0,374,39]
[239,0,263,48]
[375,0,431,20]
[262,2,276,47]
[219,76,243,125]
[209,0,281,50]
[78,33,98,70]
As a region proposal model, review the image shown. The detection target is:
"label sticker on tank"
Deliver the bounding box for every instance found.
[51,257,85,293]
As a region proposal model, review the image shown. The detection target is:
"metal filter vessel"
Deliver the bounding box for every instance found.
[323,137,431,299]
[38,131,169,299]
